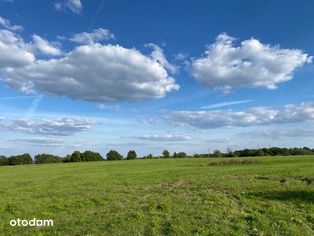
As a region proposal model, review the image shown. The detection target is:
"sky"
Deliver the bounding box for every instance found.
[0,0,314,157]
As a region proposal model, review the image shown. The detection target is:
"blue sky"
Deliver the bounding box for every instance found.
[0,0,314,157]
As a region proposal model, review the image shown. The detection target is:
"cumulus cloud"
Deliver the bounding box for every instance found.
[32,34,62,56]
[0,16,23,31]
[138,134,191,141]
[70,28,115,44]
[54,0,82,14]
[191,33,312,93]
[0,29,34,68]
[1,43,179,101]
[166,103,314,129]
[0,17,178,102]
[10,137,64,146]
[1,118,94,136]
[0,29,63,70]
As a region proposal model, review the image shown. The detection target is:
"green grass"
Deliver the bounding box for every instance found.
[0,156,313,235]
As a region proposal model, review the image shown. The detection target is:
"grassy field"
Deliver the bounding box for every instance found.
[0,156,313,236]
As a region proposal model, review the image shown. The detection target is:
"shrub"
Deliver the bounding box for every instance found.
[127,150,137,160]
[209,159,260,166]
[106,150,123,160]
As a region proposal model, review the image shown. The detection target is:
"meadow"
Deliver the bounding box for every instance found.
[0,156,313,235]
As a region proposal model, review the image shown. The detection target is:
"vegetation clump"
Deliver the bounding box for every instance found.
[1,146,314,166]
[127,150,137,160]
[208,159,260,166]
[106,150,123,161]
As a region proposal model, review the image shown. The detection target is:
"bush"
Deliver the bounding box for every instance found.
[127,150,137,160]
[0,155,8,166]
[81,151,103,162]
[106,150,123,160]
[8,154,33,165]
[34,154,62,164]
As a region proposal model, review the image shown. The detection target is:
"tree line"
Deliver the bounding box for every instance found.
[0,147,313,166]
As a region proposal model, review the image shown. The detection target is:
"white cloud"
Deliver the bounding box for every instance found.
[191,33,312,93]
[0,95,40,100]
[1,118,94,136]
[174,52,188,61]
[0,29,34,69]
[10,137,64,146]
[138,134,191,141]
[0,18,178,103]
[70,28,115,44]
[166,103,314,129]
[145,43,177,73]
[1,43,179,102]
[0,16,23,31]
[97,104,122,111]
[238,128,314,139]
[32,35,62,56]
[54,0,82,14]
[201,100,253,109]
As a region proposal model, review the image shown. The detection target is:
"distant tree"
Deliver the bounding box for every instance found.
[212,150,222,158]
[8,154,33,165]
[0,155,8,166]
[143,154,153,159]
[255,149,265,157]
[162,150,170,158]
[127,150,137,160]
[106,150,123,161]
[34,154,62,164]
[81,151,103,162]
[224,148,235,157]
[173,152,187,158]
[63,155,72,163]
[70,151,82,162]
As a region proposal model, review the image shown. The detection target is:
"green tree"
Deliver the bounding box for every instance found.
[34,154,62,164]
[127,150,137,160]
[175,152,187,158]
[106,150,123,161]
[70,151,82,162]
[63,155,72,163]
[143,154,153,159]
[81,151,103,162]
[0,155,8,166]
[162,150,170,158]
[8,154,33,165]
[212,150,222,158]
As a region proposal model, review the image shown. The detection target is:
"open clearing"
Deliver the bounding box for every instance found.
[0,156,313,235]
